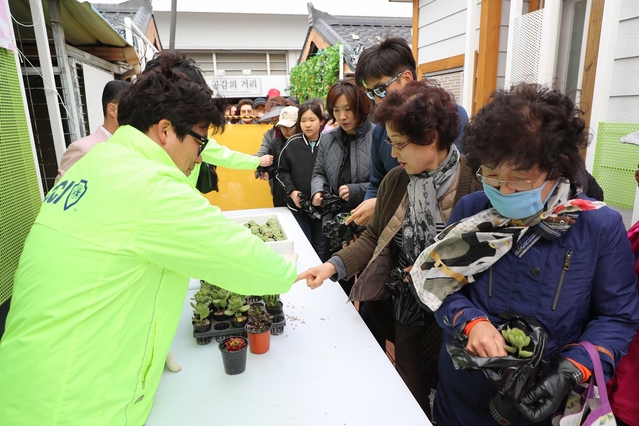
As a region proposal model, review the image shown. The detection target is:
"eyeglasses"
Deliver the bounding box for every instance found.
[364,71,406,101]
[384,136,411,151]
[185,129,209,155]
[475,168,545,191]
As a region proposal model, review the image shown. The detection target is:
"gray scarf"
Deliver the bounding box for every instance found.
[402,145,460,263]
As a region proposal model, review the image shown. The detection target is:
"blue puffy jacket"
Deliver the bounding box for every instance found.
[433,190,639,426]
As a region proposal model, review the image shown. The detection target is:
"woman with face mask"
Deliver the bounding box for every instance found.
[410,82,639,426]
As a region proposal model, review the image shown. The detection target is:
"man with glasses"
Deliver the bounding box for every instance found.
[143,56,274,191]
[0,51,299,426]
[346,38,414,227]
[348,37,469,227]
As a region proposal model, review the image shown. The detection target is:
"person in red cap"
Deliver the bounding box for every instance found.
[268,88,281,98]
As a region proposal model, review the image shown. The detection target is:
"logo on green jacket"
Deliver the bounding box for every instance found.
[45,179,88,210]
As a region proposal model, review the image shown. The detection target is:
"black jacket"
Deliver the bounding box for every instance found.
[276,133,322,211]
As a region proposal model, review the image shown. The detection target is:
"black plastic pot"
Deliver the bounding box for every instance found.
[266,301,283,315]
[230,316,247,328]
[192,321,211,333]
[212,311,229,322]
[219,337,248,375]
[247,296,264,305]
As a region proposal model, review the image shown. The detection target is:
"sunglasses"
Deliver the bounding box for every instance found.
[364,70,406,101]
[185,129,209,155]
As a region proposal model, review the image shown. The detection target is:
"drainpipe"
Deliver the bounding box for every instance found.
[169,0,177,50]
[49,0,82,141]
[29,0,67,166]
[462,0,478,115]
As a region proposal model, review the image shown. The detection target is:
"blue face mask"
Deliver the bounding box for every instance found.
[483,180,558,220]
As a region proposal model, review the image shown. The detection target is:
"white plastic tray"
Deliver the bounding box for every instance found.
[227,213,294,255]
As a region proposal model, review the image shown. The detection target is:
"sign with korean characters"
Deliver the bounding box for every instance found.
[207,78,262,96]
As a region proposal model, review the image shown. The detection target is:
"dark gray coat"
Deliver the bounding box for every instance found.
[311,119,374,211]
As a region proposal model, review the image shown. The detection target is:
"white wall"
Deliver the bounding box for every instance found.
[154,11,309,97]
[154,12,309,51]
[607,0,639,122]
[81,64,114,133]
[149,0,412,17]
[417,0,531,91]
[417,0,468,63]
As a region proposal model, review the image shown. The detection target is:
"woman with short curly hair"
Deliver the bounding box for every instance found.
[301,79,482,418]
[411,82,639,425]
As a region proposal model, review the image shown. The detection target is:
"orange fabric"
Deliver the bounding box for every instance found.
[567,358,592,383]
[463,318,490,336]
[453,310,465,327]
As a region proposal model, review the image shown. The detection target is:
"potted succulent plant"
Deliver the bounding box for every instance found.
[225,294,250,328]
[191,302,211,332]
[245,304,272,354]
[218,336,248,375]
[211,288,230,322]
[262,294,283,315]
[191,285,211,311]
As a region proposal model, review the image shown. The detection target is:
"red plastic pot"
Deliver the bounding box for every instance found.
[246,329,270,354]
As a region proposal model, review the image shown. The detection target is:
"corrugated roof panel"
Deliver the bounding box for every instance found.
[10,0,130,47]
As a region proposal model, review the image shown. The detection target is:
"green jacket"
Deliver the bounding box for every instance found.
[0,125,296,425]
[188,137,259,187]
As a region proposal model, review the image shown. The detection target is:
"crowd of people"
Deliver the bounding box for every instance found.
[2,35,639,426]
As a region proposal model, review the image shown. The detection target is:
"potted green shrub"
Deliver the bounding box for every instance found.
[218,336,248,375]
[225,294,250,328]
[263,294,283,315]
[191,302,211,332]
[245,305,272,354]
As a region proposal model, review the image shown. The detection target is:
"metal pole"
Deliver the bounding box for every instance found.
[29,0,67,166]
[338,44,344,80]
[462,0,479,115]
[49,0,82,141]
[169,0,177,50]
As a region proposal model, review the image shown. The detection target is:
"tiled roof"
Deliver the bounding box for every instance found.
[93,0,154,39]
[305,2,412,69]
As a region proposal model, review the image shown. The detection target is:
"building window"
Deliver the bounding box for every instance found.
[185,51,288,78]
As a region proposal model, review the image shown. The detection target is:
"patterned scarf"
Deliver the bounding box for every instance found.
[409,179,605,312]
[402,146,460,263]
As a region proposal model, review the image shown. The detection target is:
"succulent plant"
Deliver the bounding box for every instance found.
[502,327,533,358]
[262,294,280,308]
[224,337,247,352]
[243,219,284,242]
[211,288,229,310]
[224,294,250,318]
[246,305,272,334]
[191,302,210,326]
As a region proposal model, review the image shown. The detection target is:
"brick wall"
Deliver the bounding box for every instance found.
[424,70,463,104]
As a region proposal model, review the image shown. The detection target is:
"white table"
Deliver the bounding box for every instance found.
[147,207,431,425]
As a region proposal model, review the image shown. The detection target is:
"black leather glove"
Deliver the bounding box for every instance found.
[516,355,583,422]
[489,393,519,425]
